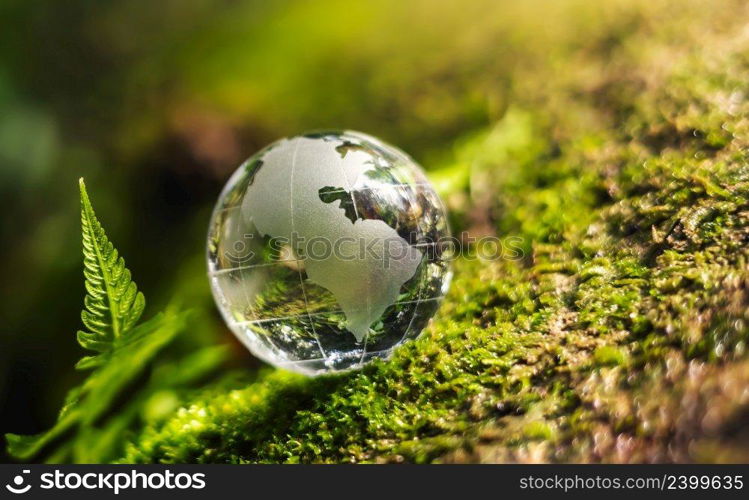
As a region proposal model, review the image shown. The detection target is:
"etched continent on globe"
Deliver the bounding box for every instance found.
[242,135,422,342]
[208,131,452,374]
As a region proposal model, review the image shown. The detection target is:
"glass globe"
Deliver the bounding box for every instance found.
[207,131,452,375]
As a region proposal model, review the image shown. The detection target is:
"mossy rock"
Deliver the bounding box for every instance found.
[121,2,749,463]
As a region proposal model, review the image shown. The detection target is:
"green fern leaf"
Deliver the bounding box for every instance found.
[77,178,145,369]
[4,179,211,463]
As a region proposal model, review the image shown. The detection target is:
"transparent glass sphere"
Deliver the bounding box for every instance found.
[207,131,452,375]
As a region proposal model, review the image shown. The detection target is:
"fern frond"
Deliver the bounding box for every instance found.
[78,178,145,369]
[5,179,208,463]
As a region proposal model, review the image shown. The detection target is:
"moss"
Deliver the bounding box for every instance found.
[121,1,749,463]
[593,346,628,367]
[523,422,555,441]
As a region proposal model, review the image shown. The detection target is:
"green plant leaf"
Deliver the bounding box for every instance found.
[5,292,189,462]
[77,178,145,370]
[4,179,202,462]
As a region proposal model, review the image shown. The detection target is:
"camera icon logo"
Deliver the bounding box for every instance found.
[5,470,31,494]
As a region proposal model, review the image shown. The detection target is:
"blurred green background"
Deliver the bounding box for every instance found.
[0,0,739,461]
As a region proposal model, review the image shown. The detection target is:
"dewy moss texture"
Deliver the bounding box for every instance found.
[123,3,749,463]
